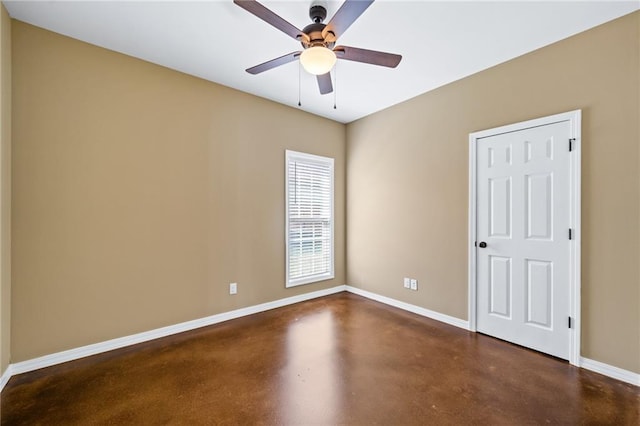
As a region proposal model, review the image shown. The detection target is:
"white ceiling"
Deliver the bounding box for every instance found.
[4,1,639,123]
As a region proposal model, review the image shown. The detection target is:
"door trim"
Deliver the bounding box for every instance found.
[468,110,581,366]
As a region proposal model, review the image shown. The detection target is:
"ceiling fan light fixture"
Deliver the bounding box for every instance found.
[300,46,336,75]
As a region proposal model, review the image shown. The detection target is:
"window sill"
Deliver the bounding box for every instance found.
[286,273,335,288]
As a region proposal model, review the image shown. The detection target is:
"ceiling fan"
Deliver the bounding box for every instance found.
[234,0,402,95]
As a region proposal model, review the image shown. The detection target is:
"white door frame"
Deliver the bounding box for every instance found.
[468,110,581,366]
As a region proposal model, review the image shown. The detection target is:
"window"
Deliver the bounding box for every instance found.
[286,150,334,287]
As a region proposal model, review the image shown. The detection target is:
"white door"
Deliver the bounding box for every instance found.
[475,120,574,360]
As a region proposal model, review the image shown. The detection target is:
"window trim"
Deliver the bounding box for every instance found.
[285,150,335,288]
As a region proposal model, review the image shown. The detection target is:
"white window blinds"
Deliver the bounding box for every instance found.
[286,150,334,287]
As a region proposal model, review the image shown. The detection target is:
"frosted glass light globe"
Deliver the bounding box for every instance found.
[300,46,337,75]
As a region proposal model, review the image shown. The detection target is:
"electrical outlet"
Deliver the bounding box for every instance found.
[410,279,418,291]
[229,282,237,295]
[403,278,411,289]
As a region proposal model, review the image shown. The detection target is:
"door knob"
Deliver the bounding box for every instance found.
[478,241,487,248]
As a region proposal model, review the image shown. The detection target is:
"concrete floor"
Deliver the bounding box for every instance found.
[2,292,638,424]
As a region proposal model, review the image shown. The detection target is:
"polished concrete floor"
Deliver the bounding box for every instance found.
[1,292,638,425]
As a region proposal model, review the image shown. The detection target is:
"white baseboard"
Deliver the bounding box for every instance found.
[2,284,638,393]
[580,357,640,387]
[0,364,12,392]
[345,285,470,330]
[9,285,347,378]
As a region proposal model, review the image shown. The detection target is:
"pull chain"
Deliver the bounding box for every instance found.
[298,60,302,107]
[333,61,337,109]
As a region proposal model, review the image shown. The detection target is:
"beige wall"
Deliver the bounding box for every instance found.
[11,21,346,362]
[347,12,640,373]
[0,4,11,376]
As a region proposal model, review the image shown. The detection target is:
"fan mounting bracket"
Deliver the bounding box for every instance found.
[309,4,327,23]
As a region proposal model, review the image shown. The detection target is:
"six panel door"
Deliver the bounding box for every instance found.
[476,121,571,360]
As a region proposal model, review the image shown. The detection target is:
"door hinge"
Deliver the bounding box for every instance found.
[569,228,573,240]
[568,316,572,328]
[569,138,576,152]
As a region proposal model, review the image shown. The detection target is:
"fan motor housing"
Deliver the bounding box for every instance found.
[302,4,335,49]
[302,23,330,48]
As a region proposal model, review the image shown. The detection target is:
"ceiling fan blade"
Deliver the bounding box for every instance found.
[317,72,333,95]
[234,0,304,41]
[246,51,301,74]
[334,45,402,68]
[323,0,374,39]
